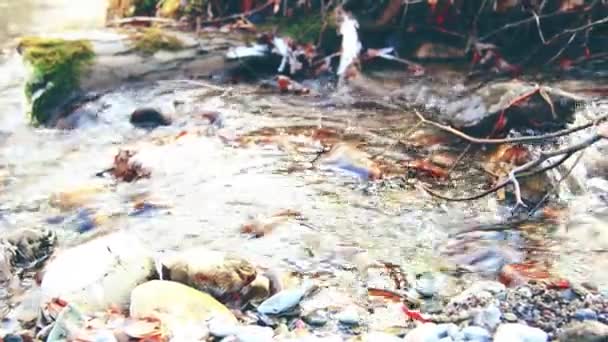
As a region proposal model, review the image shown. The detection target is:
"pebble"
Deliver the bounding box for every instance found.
[129,108,171,128]
[209,318,239,338]
[516,287,533,298]
[257,283,314,316]
[461,326,491,342]
[438,323,460,340]
[303,310,328,327]
[416,272,443,298]
[421,299,443,314]
[575,308,599,321]
[493,323,548,342]
[504,312,518,322]
[558,320,608,342]
[450,281,506,306]
[336,308,360,326]
[404,323,443,342]
[2,335,23,342]
[234,326,274,342]
[474,305,502,330]
[360,332,402,341]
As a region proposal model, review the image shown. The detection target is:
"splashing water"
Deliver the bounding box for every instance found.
[337,13,362,76]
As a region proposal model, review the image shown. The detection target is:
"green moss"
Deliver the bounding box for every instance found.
[129,27,184,55]
[19,37,94,125]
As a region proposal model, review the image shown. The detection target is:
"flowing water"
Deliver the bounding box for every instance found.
[1,0,608,322]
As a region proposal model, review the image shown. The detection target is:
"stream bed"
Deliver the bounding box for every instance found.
[1,1,608,341]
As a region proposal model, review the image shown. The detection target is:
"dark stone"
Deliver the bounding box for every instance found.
[3,335,24,342]
[575,309,599,321]
[129,108,172,128]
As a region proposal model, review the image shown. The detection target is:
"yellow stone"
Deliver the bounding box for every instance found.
[129,280,237,324]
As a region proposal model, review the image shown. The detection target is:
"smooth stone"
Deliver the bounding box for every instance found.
[494,323,548,342]
[504,313,518,322]
[161,246,257,298]
[416,272,444,298]
[421,299,444,314]
[516,287,533,298]
[2,335,23,342]
[40,232,154,312]
[437,323,460,340]
[234,325,274,342]
[129,108,171,128]
[461,326,491,342]
[336,307,360,326]
[303,310,328,327]
[360,332,402,341]
[575,309,599,321]
[129,280,237,324]
[208,317,239,337]
[558,321,608,342]
[404,323,442,342]
[450,281,506,306]
[560,289,577,301]
[474,305,502,330]
[257,283,314,316]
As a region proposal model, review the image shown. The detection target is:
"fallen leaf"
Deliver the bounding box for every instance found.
[404,159,448,179]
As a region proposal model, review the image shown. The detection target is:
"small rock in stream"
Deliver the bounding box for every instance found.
[575,308,599,321]
[130,108,172,128]
[161,246,257,299]
[257,282,316,316]
[303,310,328,327]
[336,307,360,326]
[473,304,502,330]
[558,321,608,342]
[129,280,237,324]
[461,326,491,342]
[404,323,445,342]
[493,323,548,342]
[40,232,153,312]
[415,272,444,298]
[233,325,274,342]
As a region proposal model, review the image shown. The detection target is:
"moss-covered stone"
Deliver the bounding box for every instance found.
[19,37,94,125]
[129,27,184,55]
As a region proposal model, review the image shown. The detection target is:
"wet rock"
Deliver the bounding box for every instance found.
[559,321,608,342]
[416,272,445,298]
[494,323,548,342]
[234,325,274,342]
[40,232,153,312]
[208,317,239,338]
[473,304,502,330]
[129,280,237,324]
[161,246,257,299]
[504,312,518,322]
[403,323,444,342]
[360,332,402,341]
[575,309,599,321]
[420,298,443,314]
[257,282,317,316]
[303,310,328,327]
[2,335,23,342]
[129,108,172,128]
[461,326,491,342]
[449,281,506,307]
[336,307,360,326]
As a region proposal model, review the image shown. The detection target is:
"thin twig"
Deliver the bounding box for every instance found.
[414,110,608,145]
[423,133,603,203]
[545,32,578,66]
[527,150,585,216]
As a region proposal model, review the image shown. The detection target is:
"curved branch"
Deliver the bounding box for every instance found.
[414,110,608,145]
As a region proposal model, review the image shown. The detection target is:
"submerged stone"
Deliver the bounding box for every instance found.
[161,246,257,299]
[130,108,172,128]
[257,283,316,316]
[40,232,153,312]
[129,280,237,324]
[493,323,548,342]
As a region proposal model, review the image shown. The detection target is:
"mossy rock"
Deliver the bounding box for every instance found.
[19,37,95,125]
[129,27,184,55]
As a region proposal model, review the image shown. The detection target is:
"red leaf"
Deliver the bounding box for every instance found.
[277,75,291,92]
[405,159,449,179]
[402,306,430,322]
